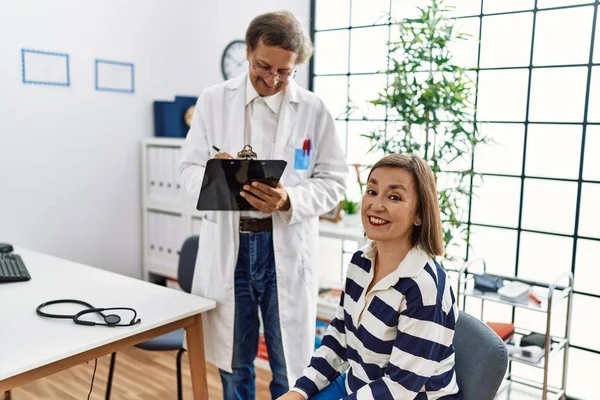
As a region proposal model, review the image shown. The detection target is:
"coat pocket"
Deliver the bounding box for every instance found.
[283,144,312,185]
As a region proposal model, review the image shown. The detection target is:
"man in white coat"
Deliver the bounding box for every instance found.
[179,10,348,400]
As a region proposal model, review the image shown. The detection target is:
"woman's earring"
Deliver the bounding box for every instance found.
[414,219,422,226]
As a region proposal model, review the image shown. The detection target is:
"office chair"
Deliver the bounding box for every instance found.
[105,235,199,400]
[453,311,509,400]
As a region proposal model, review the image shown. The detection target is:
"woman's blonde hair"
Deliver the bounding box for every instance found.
[368,154,445,257]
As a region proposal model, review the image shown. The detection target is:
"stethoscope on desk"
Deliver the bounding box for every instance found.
[36,299,141,327]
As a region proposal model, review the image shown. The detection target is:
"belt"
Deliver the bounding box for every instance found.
[239,217,273,233]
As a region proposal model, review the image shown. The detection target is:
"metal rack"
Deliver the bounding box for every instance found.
[457,259,574,400]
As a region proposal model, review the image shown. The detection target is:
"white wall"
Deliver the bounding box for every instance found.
[0,0,309,278]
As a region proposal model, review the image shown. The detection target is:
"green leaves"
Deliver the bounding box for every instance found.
[362,0,489,264]
[341,196,360,215]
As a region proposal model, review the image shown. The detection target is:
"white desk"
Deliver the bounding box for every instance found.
[0,247,216,399]
[318,214,365,244]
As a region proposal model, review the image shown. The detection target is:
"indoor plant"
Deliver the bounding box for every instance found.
[361,0,487,262]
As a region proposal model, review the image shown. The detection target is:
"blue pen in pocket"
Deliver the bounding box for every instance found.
[294,138,311,170]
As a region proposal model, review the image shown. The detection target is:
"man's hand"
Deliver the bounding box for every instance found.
[214,152,234,159]
[240,181,291,214]
[276,391,305,400]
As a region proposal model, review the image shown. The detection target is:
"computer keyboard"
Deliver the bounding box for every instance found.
[0,253,31,282]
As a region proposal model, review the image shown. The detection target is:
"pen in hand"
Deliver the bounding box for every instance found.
[212,145,234,159]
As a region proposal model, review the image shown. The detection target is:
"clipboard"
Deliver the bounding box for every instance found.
[196,158,288,211]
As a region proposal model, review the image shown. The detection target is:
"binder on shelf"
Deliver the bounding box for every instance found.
[153,95,197,138]
[148,147,159,198]
[157,148,168,199]
[165,148,175,199]
[147,146,184,202]
[174,147,183,200]
[156,212,165,260]
[147,211,157,259]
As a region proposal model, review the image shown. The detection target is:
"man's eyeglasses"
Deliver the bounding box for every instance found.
[250,59,296,82]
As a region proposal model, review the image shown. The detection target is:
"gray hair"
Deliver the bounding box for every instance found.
[245,11,314,64]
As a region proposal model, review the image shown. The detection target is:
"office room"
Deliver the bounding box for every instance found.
[0,0,598,399]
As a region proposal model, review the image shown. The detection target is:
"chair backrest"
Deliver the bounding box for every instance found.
[453,311,508,400]
[177,235,199,294]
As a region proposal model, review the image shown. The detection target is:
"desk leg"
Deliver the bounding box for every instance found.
[186,314,209,400]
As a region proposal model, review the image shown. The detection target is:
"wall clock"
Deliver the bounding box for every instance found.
[221,40,247,80]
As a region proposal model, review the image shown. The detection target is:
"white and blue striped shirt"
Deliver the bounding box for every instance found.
[293,243,462,399]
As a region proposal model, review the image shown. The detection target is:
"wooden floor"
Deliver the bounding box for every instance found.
[8,347,272,399]
[4,348,556,400]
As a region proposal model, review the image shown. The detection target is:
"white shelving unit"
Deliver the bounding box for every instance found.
[141,137,205,283]
[457,260,574,400]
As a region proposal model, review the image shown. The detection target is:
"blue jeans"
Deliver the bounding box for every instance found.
[219,231,288,400]
[309,374,348,400]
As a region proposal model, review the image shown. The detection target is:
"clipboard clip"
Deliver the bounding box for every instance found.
[237,145,258,160]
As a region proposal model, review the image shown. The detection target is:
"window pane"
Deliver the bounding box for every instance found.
[522,179,577,235]
[483,0,534,14]
[445,231,469,268]
[474,123,524,175]
[596,13,600,64]
[349,26,390,73]
[574,238,600,294]
[314,30,349,75]
[533,7,594,66]
[537,0,594,8]
[583,126,600,181]
[481,303,515,325]
[471,176,522,228]
[571,294,600,352]
[578,183,600,239]
[447,17,480,69]
[348,73,388,119]
[588,66,600,123]
[351,0,390,26]
[469,226,518,276]
[391,0,429,20]
[529,67,588,122]
[525,124,582,179]
[348,164,370,200]
[314,76,348,120]
[515,306,567,343]
[479,13,533,68]
[446,0,482,17]
[436,172,471,224]
[347,121,386,165]
[315,0,350,30]
[518,232,573,283]
[567,347,598,399]
[511,358,564,391]
[477,69,530,121]
[393,0,482,19]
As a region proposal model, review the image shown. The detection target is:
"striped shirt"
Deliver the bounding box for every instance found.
[293,243,462,399]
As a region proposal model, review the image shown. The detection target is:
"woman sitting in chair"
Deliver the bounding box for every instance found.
[280,154,462,400]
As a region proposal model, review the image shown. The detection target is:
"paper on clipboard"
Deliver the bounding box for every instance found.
[196,158,287,211]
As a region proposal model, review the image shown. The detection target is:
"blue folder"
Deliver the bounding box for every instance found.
[153,95,197,138]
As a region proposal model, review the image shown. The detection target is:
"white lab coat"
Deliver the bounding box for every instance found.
[178,73,348,386]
